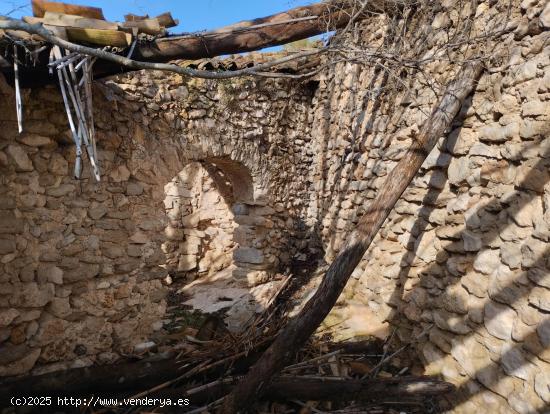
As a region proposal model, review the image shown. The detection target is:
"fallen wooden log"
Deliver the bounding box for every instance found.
[223,62,485,412]
[0,357,178,403]
[154,376,454,408]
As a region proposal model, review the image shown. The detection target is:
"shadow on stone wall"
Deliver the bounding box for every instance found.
[385,122,550,411]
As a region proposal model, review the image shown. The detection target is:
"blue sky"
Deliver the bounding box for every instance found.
[4,0,315,33]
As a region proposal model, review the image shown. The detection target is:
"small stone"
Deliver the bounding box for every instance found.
[110,165,131,182]
[0,238,16,254]
[522,100,547,117]
[37,264,63,285]
[188,109,207,119]
[0,347,40,376]
[447,156,470,185]
[177,255,197,271]
[461,271,489,298]
[48,153,68,175]
[474,249,500,275]
[534,371,550,402]
[46,184,75,197]
[469,142,500,158]
[541,2,550,28]
[537,317,550,347]
[433,309,471,334]
[462,230,482,252]
[515,162,549,193]
[17,134,55,147]
[479,122,519,142]
[529,287,550,312]
[0,309,19,327]
[88,205,108,220]
[528,268,550,289]
[129,231,148,244]
[484,301,516,340]
[233,247,265,265]
[500,243,522,269]
[6,145,33,172]
[126,182,144,196]
[500,344,532,381]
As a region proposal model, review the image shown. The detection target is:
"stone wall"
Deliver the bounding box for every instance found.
[0,0,549,411]
[0,69,315,376]
[304,1,550,413]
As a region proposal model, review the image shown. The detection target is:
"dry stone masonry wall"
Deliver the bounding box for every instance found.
[304,1,550,413]
[0,0,549,412]
[0,69,314,376]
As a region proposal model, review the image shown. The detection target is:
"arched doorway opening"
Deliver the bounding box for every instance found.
[160,158,279,331]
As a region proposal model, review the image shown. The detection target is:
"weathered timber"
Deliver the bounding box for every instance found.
[0,357,178,403]
[223,61,485,412]
[136,0,385,61]
[32,0,105,20]
[1,1,400,86]
[154,376,454,409]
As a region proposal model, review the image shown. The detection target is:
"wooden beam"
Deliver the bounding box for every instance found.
[1,0,400,86]
[136,1,362,61]
[32,0,105,20]
[222,62,485,412]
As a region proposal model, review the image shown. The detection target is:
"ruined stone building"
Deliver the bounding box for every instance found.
[0,0,549,412]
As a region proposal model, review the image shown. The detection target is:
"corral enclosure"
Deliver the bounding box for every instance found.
[0,0,549,412]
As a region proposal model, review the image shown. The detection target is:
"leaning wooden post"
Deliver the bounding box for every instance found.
[223,61,484,412]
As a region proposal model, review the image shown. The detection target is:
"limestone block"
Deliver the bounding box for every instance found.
[165,226,184,241]
[6,145,33,172]
[500,243,522,269]
[451,334,491,377]
[520,119,547,140]
[515,161,550,193]
[46,184,75,197]
[529,287,550,312]
[446,128,477,155]
[16,134,55,147]
[522,100,548,118]
[528,267,550,289]
[462,230,482,252]
[110,165,130,182]
[461,271,489,298]
[534,370,550,403]
[177,255,197,271]
[0,308,19,328]
[126,182,144,196]
[0,238,16,254]
[521,238,547,267]
[36,265,63,285]
[48,153,68,176]
[447,156,470,185]
[541,1,550,28]
[181,212,200,228]
[479,122,519,143]
[500,343,533,381]
[88,205,108,220]
[0,347,40,376]
[474,249,500,275]
[233,247,265,265]
[433,309,471,334]
[484,300,516,340]
[9,283,54,308]
[63,264,100,282]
